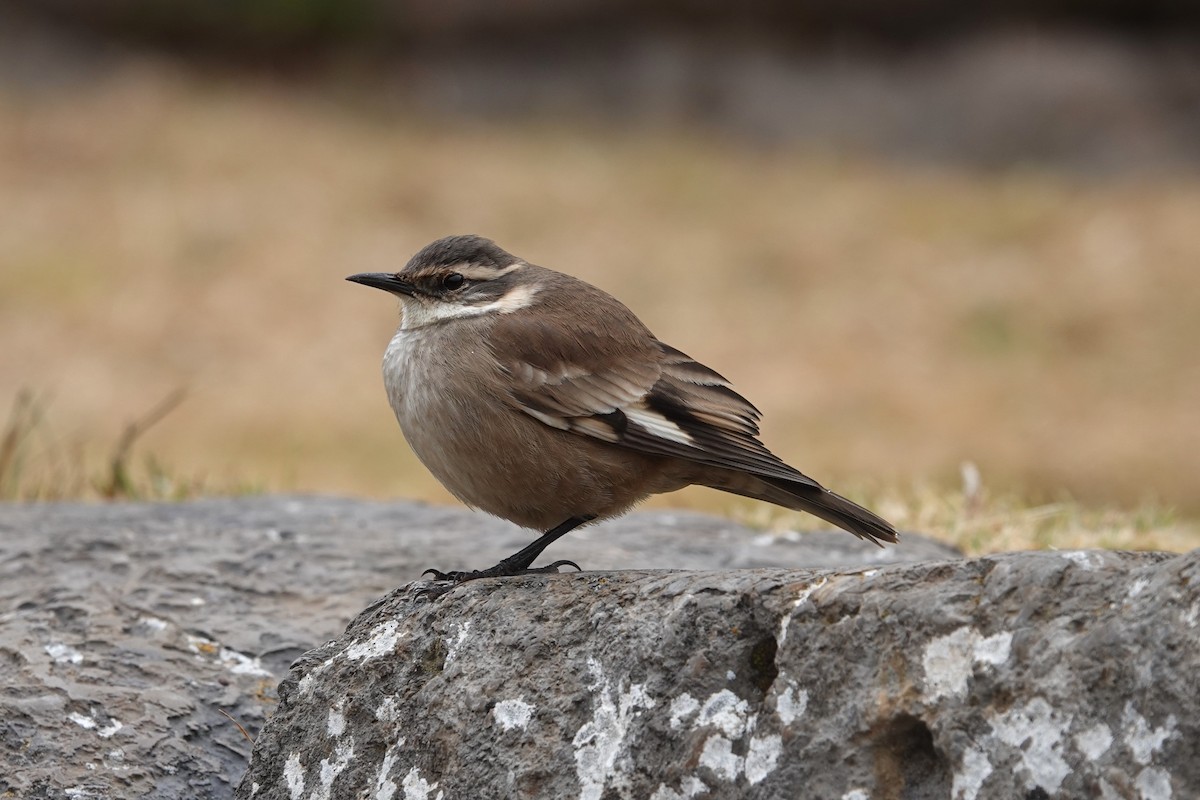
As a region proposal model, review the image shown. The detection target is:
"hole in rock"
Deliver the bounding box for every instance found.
[871,713,951,799]
[747,634,779,696]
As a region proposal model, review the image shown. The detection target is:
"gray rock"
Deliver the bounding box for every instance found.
[0,495,953,799]
[237,549,1199,800]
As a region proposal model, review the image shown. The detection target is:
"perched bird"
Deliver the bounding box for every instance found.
[348,235,897,581]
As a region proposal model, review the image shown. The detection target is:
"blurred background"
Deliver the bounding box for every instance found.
[1,2,1198,549]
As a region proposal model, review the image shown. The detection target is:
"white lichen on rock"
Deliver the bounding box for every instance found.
[572,658,656,800]
[923,626,1013,700]
[988,697,1072,794]
[492,698,534,732]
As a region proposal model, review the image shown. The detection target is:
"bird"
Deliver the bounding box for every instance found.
[347,234,897,582]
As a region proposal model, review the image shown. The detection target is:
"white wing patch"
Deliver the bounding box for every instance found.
[519,404,571,431]
[625,406,693,446]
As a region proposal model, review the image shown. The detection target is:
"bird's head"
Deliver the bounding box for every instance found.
[347,235,542,329]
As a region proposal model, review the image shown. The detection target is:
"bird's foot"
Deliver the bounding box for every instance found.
[422,559,581,584]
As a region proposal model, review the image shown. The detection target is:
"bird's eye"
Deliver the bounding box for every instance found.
[441,273,465,291]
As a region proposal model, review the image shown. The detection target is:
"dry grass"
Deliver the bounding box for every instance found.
[736,466,1195,555]
[1,59,1197,553]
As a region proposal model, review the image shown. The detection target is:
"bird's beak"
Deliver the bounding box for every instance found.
[346,272,418,297]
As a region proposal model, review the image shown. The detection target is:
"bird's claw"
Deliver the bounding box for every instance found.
[420,559,582,584]
[421,568,476,582]
[533,559,582,574]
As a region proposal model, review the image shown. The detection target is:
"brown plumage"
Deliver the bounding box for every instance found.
[348,235,897,581]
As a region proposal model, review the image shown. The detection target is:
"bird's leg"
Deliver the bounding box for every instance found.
[423,516,594,583]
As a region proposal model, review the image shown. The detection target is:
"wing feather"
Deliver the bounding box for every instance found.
[491,305,819,489]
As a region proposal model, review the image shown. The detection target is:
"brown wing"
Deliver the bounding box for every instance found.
[491,304,823,490]
[614,343,823,489]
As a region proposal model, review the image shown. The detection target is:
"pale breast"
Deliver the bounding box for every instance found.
[380,325,690,529]
[382,325,535,510]
[382,327,444,429]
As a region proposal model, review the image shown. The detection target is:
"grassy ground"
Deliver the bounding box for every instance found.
[2,60,1197,554]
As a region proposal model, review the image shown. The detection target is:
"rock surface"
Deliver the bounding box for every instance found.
[238,549,1200,800]
[0,495,956,799]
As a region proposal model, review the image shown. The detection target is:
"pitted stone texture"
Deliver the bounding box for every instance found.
[0,496,952,799]
[238,550,1199,800]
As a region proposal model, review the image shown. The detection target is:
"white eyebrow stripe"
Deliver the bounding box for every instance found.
[625,406,693,446]
[485,283,540,314]
[398,284,540,329]
[453,262,524,280]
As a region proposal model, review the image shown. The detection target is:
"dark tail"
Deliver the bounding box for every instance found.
[704,473,899,546]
